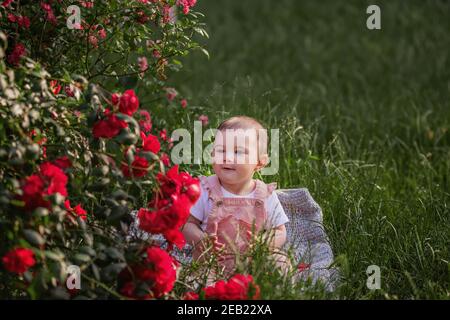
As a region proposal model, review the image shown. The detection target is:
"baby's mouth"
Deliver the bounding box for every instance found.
[222,166,236,171]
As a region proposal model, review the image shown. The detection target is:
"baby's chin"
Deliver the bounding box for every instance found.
[216,168,241,181]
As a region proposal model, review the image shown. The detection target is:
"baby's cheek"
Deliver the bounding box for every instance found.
[236,164,255,175]
[212,163,221,173]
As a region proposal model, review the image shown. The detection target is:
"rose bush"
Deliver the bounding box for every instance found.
[0,0,216,299]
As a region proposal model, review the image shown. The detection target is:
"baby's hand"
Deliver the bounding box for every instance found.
[209,235,225,251]
[208,234,227,262]
[193,233,223,261]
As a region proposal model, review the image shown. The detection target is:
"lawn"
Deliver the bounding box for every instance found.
[171,0,450,299]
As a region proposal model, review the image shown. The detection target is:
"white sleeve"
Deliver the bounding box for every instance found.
[265,192,289,228]
[189,184,207,223]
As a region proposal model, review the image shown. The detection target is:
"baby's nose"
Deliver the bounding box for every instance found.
[224,151,235,164]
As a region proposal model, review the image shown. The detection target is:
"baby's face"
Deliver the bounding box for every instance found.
[212,129,266,186]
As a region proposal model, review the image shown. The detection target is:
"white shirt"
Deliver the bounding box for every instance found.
[190,183,289,232]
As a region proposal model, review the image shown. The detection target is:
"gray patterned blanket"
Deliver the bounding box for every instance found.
[277,188,339,291]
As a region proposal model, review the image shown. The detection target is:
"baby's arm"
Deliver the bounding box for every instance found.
[181,215,205,247]
[182,215,224,261]
[268,224,287,250]
[267,224,291,274]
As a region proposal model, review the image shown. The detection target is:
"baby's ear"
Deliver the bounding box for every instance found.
[256,154,269,170]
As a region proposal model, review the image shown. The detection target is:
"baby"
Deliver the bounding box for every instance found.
[182,116,291,277]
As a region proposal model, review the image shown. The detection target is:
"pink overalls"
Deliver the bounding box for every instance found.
[195,175,276,275]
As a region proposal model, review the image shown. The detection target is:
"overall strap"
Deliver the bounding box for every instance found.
[253,179,277,201]
[199,175,223,202]
[201,175,224,235]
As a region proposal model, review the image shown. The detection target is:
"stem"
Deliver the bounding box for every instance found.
[81,273,128,300]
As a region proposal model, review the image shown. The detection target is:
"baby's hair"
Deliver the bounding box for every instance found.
[216,115,268,157]
[217,115,265,132]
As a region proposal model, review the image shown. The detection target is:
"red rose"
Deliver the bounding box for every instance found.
[72,204,87,220]
[119,247,177,299]
[88,35,98,49]
[140,121,152,133]
[183,291,199,300]
[185,182,201,204]
[98,28,107,39]
[21,175,47,210]
[138,56,148,74]
[120,281,146,299]
[92,112,128,138]
[160,153,170,166]
[137,167,199,248]
[49,80,61,95]
[142,247,177,297]
[156,165,200,200]
[2,248,36,274]
[19,162,68,211]
[7,43,26,66]
[119,89,139,116]
[203,274,260,300]
[137,207,172,235]
[165,87,178,101]
[39,162,68,197]
[204,280,227,299]
[139,196,187,227]
[169,192,192,224]
[152,49,161,59]
[159,129,167,141]
[138,194,191,248]
[198,114,209,126]
[7,14,30,29]
[7,13,16,22]
[80,1,94,8]
[297,262,310,272]
[41,2,57,25]
[137,208,168,234]
[18,16,30,28]
[110,93,120,105]
[1,0,14,7]
[65,86,75,97]
[139,111,152,133]
[140,132,161,154]
[163,229,186,250]
[121,155,149,178]
[64,200,88,221]
[178,0,197,14]
[139,110,151,122]
[53,156,72,170]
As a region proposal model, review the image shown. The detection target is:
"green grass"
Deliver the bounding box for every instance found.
[171,0,450,299]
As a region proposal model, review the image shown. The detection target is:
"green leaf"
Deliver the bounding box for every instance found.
[73,253,91,264]
[45,251,65,261]
[200,48,210,59]
[50,287,71,300]
[23,229,45,246]
[91,264,101,281]
[10,199,25,207]
[79,246,96,257]
[103,263,127,281]
[105,247,125,261]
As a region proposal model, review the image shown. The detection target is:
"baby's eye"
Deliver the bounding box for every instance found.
[216,150,225,157]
